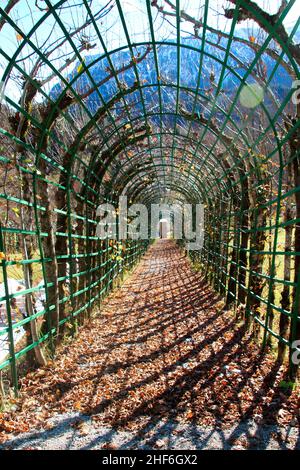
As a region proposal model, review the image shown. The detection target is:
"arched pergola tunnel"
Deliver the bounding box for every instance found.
[0,0,299,392]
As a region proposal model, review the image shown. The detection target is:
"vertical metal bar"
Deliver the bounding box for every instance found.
[0,224,18,395]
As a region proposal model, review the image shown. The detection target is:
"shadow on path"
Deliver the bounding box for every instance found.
[0,240,299,449]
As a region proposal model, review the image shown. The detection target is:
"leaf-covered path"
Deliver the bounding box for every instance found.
[0,240,299,449]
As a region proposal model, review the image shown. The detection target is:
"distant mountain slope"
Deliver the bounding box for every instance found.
[51,35,294,118]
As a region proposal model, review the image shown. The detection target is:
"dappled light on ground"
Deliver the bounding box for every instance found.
[0,241,298,449]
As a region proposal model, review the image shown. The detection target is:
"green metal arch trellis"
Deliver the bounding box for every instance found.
[0,0,300,390]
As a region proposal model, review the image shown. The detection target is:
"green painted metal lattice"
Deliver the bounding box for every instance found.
[0,0,300,391]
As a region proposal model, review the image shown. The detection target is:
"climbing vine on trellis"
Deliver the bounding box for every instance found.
[0,0,299,393]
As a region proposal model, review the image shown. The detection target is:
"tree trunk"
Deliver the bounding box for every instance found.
[55,175,70,327]
[284,113,300,380]
[290,141,300,379]
[238,178,250,305]
[19,160,47,366]
[226,215,239,307]
[278,201,292,363]
[245,169,267,337]
[38,160,60,341]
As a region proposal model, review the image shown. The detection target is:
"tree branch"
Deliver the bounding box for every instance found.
[225,0,300,66]
[0,0,20,31]
[152,0,297,76]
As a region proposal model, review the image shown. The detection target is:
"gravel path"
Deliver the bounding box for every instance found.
[1,412,299,450]
[0,240,299,449]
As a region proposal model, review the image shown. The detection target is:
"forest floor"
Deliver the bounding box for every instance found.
[0,240,299,450]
